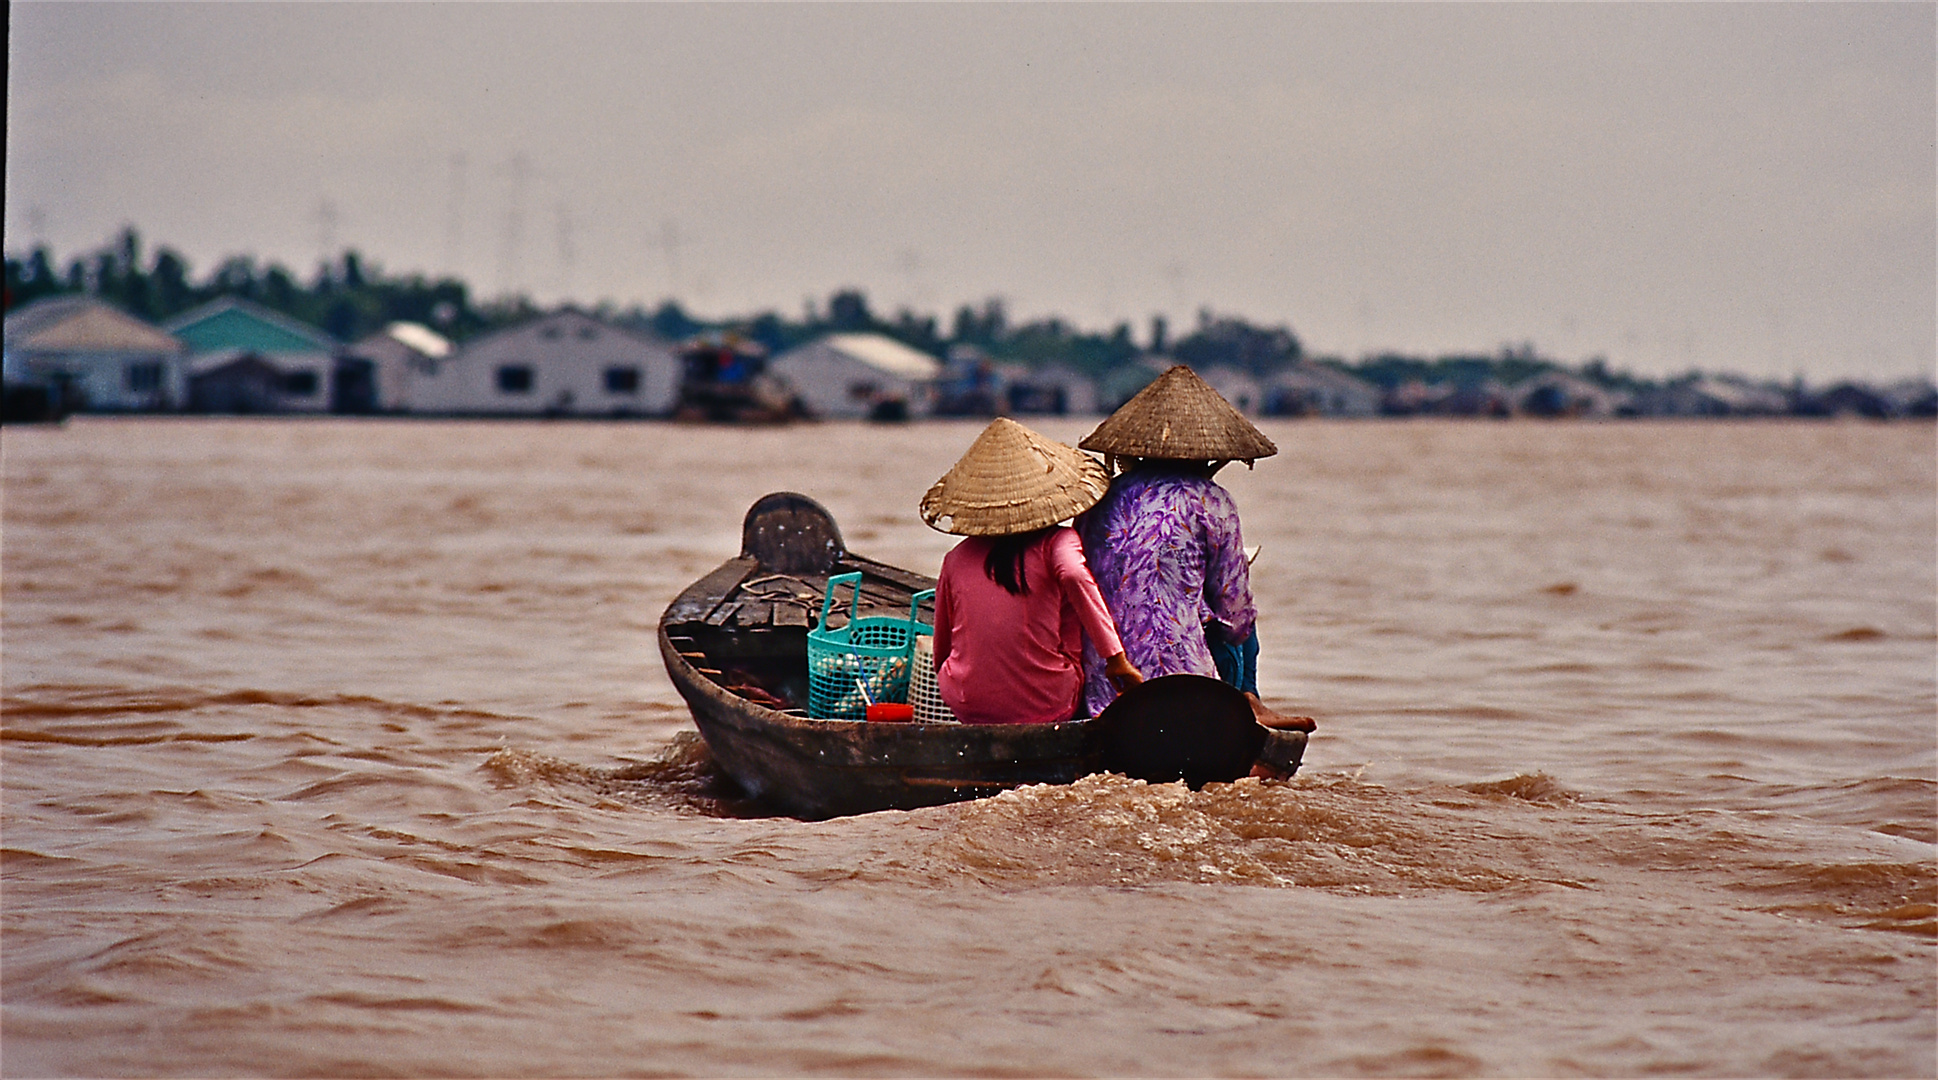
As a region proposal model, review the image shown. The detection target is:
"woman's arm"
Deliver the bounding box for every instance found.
[1047,529,1125,659]
[1200,486,1257,642]
[930,560,954,669]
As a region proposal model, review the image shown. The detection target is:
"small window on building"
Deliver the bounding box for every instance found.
[604,367,640,394]
[578,327,599,340]
[847,380,880,401]
[284,370,320,396]
[497,365,535,394]
[540,327,563,340]
[126,362,164,393]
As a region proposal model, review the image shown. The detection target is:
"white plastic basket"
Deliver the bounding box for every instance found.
[910,635,958,724]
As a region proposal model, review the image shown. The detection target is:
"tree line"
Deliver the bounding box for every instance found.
[8,226,1663,392]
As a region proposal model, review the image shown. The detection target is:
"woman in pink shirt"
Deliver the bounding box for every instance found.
[920,418,1143,725]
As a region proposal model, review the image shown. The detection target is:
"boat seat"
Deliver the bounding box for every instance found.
[741,491,846,575]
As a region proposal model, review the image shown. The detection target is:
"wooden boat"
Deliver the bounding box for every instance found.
[671,335,802,424]
[658,492,1304,819]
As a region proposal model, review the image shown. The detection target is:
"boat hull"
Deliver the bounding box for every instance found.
[658,625,1105,818]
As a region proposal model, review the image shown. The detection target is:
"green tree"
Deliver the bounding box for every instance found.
[826,289,875,332]
[1171,312,1302,374]
[150,248,194,315]
[3,246,66,310]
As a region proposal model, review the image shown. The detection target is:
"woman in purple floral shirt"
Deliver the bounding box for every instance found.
[1076,459,1253,708]
[1076,366,1316,743]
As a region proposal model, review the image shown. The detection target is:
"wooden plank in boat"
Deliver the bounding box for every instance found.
[759,565,915,601]
[705,601,741,626]
[795,572,910,618]
[719,563,921,625]
[664,558,759,625]
[772,603,811,628]
[728,574,824,613]
[733,601,773,628]
[845,556,936,593]
[858,586,913,612]
[856,579,917,606]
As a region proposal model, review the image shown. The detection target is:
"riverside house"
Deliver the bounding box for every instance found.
[407,308,680,417]
[1001,362,1101,416]
[768,333,943,420]
[2,296,187,412]
[1265,362,1382,417]
[165,298,338,413]
[1513,371,1629,418]
[338,321,455,414]
[1196,365,1265,415]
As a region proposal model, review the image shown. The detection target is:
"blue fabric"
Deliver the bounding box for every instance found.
[1208,626,1259,696]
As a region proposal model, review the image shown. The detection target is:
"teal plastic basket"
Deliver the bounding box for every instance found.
[806,573,934,720]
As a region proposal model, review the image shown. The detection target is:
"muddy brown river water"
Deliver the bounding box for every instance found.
[3,416,1933,1077]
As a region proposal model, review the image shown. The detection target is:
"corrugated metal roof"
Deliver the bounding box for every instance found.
[5,296,100,339]
[1271,362,1378,395]
[823,333,942,379]
[381,321,452,359]
[3,296,183,354]
[164,297,337,355]
[449,308,671,357]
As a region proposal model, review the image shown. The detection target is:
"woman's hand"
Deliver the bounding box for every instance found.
[1104,652,1144,691]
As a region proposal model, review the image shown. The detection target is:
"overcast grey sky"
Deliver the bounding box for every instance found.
[7,3,1933,380]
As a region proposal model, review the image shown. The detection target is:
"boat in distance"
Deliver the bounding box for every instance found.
[658,492,1305,819]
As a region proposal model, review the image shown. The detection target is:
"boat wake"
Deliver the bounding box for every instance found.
[479,737,1934,939]
[921,772,1937,937]
[480,734,762,817]
[926,771,1575,893]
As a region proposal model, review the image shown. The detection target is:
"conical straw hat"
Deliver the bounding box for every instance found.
[1079,365,1278,462]
[921,418,1111,536]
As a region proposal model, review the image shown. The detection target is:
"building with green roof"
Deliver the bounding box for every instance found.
[164,298,339,413]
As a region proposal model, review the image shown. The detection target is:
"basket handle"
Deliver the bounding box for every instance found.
[819,572,862,632]
[909,589,934,631]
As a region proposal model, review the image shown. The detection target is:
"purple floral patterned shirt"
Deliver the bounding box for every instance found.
[1077,469,1256,714]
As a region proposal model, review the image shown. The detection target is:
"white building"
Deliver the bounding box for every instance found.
[340,321,455,413]
[768,333,942,420]
[1513,372,1629,418]
[3,296,188,411]
[1000,362,1102,416]
[1265,363,1382,417]
[1632,376,1788,418]
[1195,365,1265,415]
[1690,375,1789,416]
[410,309,680,417]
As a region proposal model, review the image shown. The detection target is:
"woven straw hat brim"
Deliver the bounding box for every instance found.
[1079,365,1278,461]
[921,418,1111,536]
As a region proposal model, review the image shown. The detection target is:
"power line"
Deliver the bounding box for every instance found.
[444,152,467,275]
[554,200,576,299]
[498,153,532,296]
[645,218,689,300]
[313,198,339,270]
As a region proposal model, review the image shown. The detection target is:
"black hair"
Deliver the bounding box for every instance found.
[983,528,1051,595]
[1129,457,1227,478]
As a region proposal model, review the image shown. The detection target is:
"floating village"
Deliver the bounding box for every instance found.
[5,238,1934,426]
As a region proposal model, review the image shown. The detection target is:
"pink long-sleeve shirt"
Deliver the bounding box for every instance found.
[931,527,1125,726]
